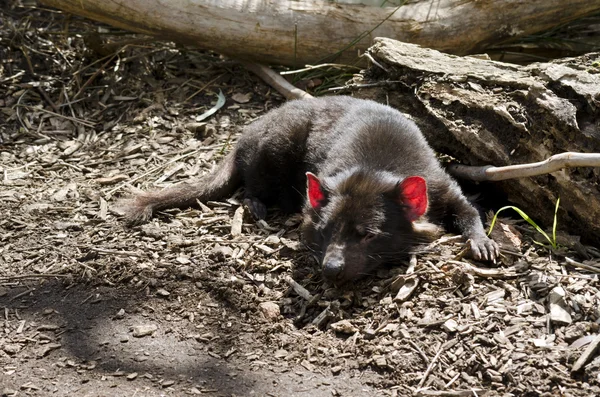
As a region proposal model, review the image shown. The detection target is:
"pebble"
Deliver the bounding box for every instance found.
[258,302,280,320]
[132,324,158,337]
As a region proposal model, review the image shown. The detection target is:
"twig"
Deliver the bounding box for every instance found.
[327,80,402,92]
[9,288,35,302]
[20,46,60,112]
[73,53,118,100]
[362,52,389,73]
[241,61,313,100]
[284,275,313,300]
[184,73,225,103]
[279,63,361,75]
[445,260,521,278]
[90,248,141,256]
[564,257,600,274]
[448,152,600,181]
[417,339,458,388]
[407,339,430,365]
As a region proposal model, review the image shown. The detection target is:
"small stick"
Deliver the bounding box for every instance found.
[417,339,458,388]
[448,152,600,181]
[20,45,60,112]
[73,53,118,100]
[362,52,389,73]
[90,248,141,256]
[241,61,312,100]
[284,275,313,300]
[445,260,520,278]
[407,339,430,365]
[9,289,35,302]
[280,63,361,75]
[564,257,600,274]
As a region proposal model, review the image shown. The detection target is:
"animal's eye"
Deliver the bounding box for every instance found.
[363,232,376,241]
[356,227,367,238]
[357,227,375,241]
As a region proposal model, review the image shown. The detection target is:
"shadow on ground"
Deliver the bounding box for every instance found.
[0,279,382,396]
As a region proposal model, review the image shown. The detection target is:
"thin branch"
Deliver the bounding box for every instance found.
[417,339,458,388]
[279,63,361,75]
[447,152,600,181]
[241,61,312,100]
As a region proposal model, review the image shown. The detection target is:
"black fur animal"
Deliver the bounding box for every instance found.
[121,96,499,282]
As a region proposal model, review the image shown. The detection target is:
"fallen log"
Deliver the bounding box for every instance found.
[353,37,600,245]
[40,0,600,67]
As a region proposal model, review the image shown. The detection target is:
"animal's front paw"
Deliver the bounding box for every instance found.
[469,236,500,263]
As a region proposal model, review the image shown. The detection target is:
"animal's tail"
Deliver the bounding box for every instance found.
[118,151,240,224]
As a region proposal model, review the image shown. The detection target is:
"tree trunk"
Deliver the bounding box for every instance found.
[354,37,600,246]
[41,0,600,67]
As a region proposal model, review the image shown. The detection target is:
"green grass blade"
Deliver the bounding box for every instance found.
[553,197,560,248]
[488,205,556,249]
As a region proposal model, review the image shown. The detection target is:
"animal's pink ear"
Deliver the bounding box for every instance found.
[398,176,428,221]
[306,172,327,210]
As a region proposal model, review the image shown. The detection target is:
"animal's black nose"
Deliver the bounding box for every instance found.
[322,258,344,280]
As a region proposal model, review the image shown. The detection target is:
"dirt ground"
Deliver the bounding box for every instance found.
[2,2,600,396]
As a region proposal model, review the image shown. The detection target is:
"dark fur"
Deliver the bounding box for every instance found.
[121,96,498,282]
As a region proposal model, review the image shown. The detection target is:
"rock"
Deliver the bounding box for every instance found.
[329,320,358,334]
[131,324,158,337]
[258,302,280,321]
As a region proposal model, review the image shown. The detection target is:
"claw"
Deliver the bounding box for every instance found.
[469,236,499,263]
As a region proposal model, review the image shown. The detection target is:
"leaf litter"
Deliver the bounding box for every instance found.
[1,2,600,396]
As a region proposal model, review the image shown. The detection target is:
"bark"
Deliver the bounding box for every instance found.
[41,0,600,67]
[353,37,600,246]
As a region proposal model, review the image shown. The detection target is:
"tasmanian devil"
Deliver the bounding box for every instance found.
[121,96,499,282]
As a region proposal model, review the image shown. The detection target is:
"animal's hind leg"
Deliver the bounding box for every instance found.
[243,196,267,220]
[241,167,273,220]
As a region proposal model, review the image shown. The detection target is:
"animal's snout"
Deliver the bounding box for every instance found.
[322,254,344,281]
